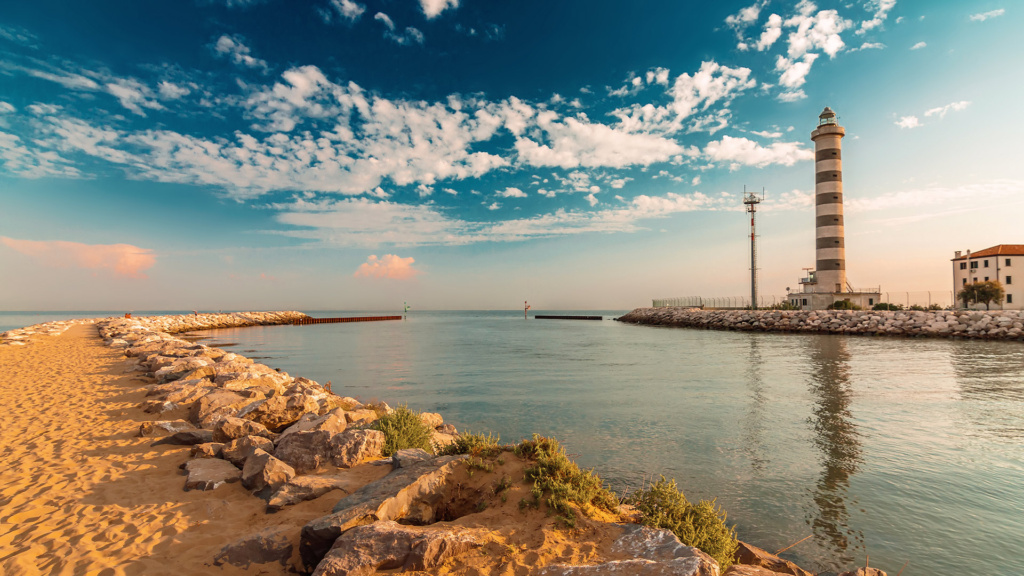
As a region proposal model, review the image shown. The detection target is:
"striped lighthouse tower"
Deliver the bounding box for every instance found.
[811,107,846,294]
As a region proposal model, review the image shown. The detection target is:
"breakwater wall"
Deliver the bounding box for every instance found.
[617,307,1024,340]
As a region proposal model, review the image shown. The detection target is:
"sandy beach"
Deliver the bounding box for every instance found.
[0,324,355,575]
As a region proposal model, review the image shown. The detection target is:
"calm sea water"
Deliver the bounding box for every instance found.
[8,310,1022,574]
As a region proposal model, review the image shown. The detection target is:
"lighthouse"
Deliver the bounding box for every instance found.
[789,107,880,310]
[811,106,846,294]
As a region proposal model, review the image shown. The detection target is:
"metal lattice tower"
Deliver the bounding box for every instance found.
[743,186,764,309]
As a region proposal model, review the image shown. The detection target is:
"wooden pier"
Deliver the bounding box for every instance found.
[534,315,603,321]
[292,316,402,325]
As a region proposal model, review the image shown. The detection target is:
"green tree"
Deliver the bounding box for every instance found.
[957,283,980,309]
[976,280,1005,310]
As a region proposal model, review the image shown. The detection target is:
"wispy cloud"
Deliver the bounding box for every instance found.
[895,115,920,129]
[0,237,156,278]
[969,9,1005,22]
[212,35,268,72]
[703,135,813,168]
[910,41,927,50]
[420,0,459,19]
[924,100,970,118]
[354,254,421,279]
[320,0,365,22]
[374,13,424,45]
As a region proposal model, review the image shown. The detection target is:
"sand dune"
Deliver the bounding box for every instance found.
[0,325,340,575]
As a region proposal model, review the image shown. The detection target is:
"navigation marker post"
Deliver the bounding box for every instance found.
[404,301,410,319]
[743,186,764,310]
[525,301,531,319]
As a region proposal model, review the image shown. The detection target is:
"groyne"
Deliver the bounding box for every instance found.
[617,307,1024,340]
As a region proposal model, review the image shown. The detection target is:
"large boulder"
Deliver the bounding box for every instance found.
[213,527,293,570]
[419,412,443,428]
[278,409,347,442]
[734,542,814,576]
[138,419,195,437]
[274,430,339,475]
[241,448,296,496]
[312,520,484,576]
[155,357,213,383]
[190,442,225,459]
[212,416,275,443]
[330,429,384,468]
[184,458,242,491]
[267,472,379,512]
[188,390,260,427]
[151,429,214,446]
[222,435,276,468]
[300,455,466,571]
[344,409,378,426]
[242,394,321,432]
[838,569,887,576]
[537,524,719,576]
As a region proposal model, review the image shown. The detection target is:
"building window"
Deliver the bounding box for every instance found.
[1008,294,1014,304]
[984,260,989,268]
[869,298,874,305]
[802,299,808,306]
[963,278,967,285]
[960,262,967,270]
[985,277,989,281]
[1007,276,1012,285]
[971,261,978,269]
[1007,259,1012,267]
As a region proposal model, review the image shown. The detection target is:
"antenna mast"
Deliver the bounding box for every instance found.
[743,186,764,309]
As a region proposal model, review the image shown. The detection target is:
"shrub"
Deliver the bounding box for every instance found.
[626,476,738,571]
[373,405,434,456]
[872,303,901,311]
[438,430,503,457]
[909,304,926,311]
[514,435,618,525]
[928,303,944,311]
[828,300,862,310]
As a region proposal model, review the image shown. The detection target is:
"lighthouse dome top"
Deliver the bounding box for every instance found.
[818,106,838,125]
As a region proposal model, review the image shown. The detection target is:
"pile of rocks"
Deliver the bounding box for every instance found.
[1,317,99,346]
[617,307,1024,341]
[100,314,456,513]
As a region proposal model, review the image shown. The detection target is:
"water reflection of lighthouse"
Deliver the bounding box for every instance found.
[804,335,865,571]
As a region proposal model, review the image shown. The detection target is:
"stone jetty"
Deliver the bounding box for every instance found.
[617,307,1024,341]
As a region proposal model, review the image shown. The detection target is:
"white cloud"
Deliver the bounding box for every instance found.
[924,100,970,118]
[784,4,851,59]
[756,14,783,51]
[691,175,701,186]
[375,12,396,30]
[776,53,819,88]
[646,67,670,86]
[0,237,156,279]
[157,81,190,100]
[443,187,457,195]
[777,89,807,102]
[750,129,782,138]
[609,177,632,189]
[703,136,814,169]
[514,112,684,169]
[487,202,501,211]
[858,0,897,34]
[726,2,763,29]
[213,35,268,72]
[105,78,164,116]
[375,13,424,45]
[895,115,920,129]
[585,193,599,206]
[850,42,886,51]
[969,9,1005,22]
[420,0,459,19]
[848,180,1024,214]
[354,254,420,279]
[497,186,527,198]
[328,0,365,22]
[910,41,927,50]
[0,24,38,47]
[0,130,81,179]
[0,102,15,113]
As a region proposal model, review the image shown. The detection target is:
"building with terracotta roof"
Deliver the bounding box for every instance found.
[952,245,1024,309]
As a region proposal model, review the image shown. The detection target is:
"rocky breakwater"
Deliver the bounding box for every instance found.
[617,307,1024,341]
[97,313,885,576]
[1,318,99,346]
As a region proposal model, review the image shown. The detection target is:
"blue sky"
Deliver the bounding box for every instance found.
[0,0,1021,310]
